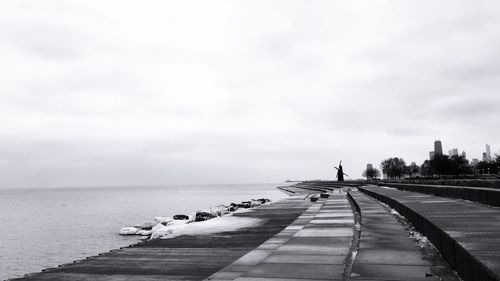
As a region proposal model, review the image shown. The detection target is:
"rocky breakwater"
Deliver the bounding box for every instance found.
[119,198,271,240]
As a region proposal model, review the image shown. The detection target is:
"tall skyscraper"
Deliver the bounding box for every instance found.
[486,144,492,162]
[434,140,443,156]
[483,152,488,162]
[461,151,467,159]
[429,151,435,160]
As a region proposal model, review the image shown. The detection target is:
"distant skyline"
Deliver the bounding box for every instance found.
[430,139,496,162]
[1,1,500,188]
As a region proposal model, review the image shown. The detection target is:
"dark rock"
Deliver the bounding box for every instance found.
[260,198,271,203]
[195,211,212,222]
[237,202,251,208]
[173,214,190,220]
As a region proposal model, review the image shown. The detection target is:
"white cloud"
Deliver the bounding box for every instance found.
[1,0,499,187]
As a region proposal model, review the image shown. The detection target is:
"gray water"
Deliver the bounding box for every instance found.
[0,183,287,280]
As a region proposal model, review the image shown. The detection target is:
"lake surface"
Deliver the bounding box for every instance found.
[0,183,287,280]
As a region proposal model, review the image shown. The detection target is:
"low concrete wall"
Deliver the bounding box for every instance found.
[358,187,499,281]
[376,182,500,207]
[382,179,500,189]
[346,191,361,223]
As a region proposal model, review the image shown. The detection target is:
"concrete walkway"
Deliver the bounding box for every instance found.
[374,182,500,207]
[206,193,356,280]
[10,197,312,281]
[349,190,458,281]
[359,185,500,281]
[206,184,462,281]
[13,181,490,281]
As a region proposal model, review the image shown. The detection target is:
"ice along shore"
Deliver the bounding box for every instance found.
[9,194,312,281]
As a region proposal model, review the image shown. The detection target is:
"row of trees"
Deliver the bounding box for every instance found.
[476,159,500,174]
[421,154,471,176]
[362,157,414,180]
[421,154,500,177]
[362,154,500,180]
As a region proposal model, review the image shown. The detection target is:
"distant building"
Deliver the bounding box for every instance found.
[483,152,488,162]
[367,163,373,170]
[461,151,467,159]
[429,151,435,160]
[448,148,459,157]
[472,158,479,166]
[486,144,492,162]
[434,140,443,156]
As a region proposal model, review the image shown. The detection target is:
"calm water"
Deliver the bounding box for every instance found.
[0,183,287,280]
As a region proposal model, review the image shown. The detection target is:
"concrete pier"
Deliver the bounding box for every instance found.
[206,193,356,280]
[374,182,500,207]
[349,190,458,280]
[10,197,312,281]
[206,185,458,281]
[359,185,500,281]
[11,181,500,281]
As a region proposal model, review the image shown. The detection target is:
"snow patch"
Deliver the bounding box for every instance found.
[153,216,174,224]
[119,227,139,235]
[233,208,253,214]
[381,203,436,250]
[136,229,152,236]
[354,222,361,230]
[119,197,271,239]
[156,215,262,239]
[411,230,429,247]
[390,209,400,216]
[150,220,191,239]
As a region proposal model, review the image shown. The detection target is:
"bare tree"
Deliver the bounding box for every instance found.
[407,163,420,178]
[362,167,381,180]
[381,157,406,179]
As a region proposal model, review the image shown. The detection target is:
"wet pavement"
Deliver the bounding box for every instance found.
[374,182,500,207]
[206,187,460,281]
[349,190,458,281]
[360,185,500,281]
[206,193,355,280]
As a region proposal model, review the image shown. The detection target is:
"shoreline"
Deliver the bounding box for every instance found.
[1,183,285,281]
[118,197,273,240]
[7,189,293,281]
[8,181,475,280]
[10,190,309,281]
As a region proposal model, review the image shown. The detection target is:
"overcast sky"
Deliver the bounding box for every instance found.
[1,1,499,188]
